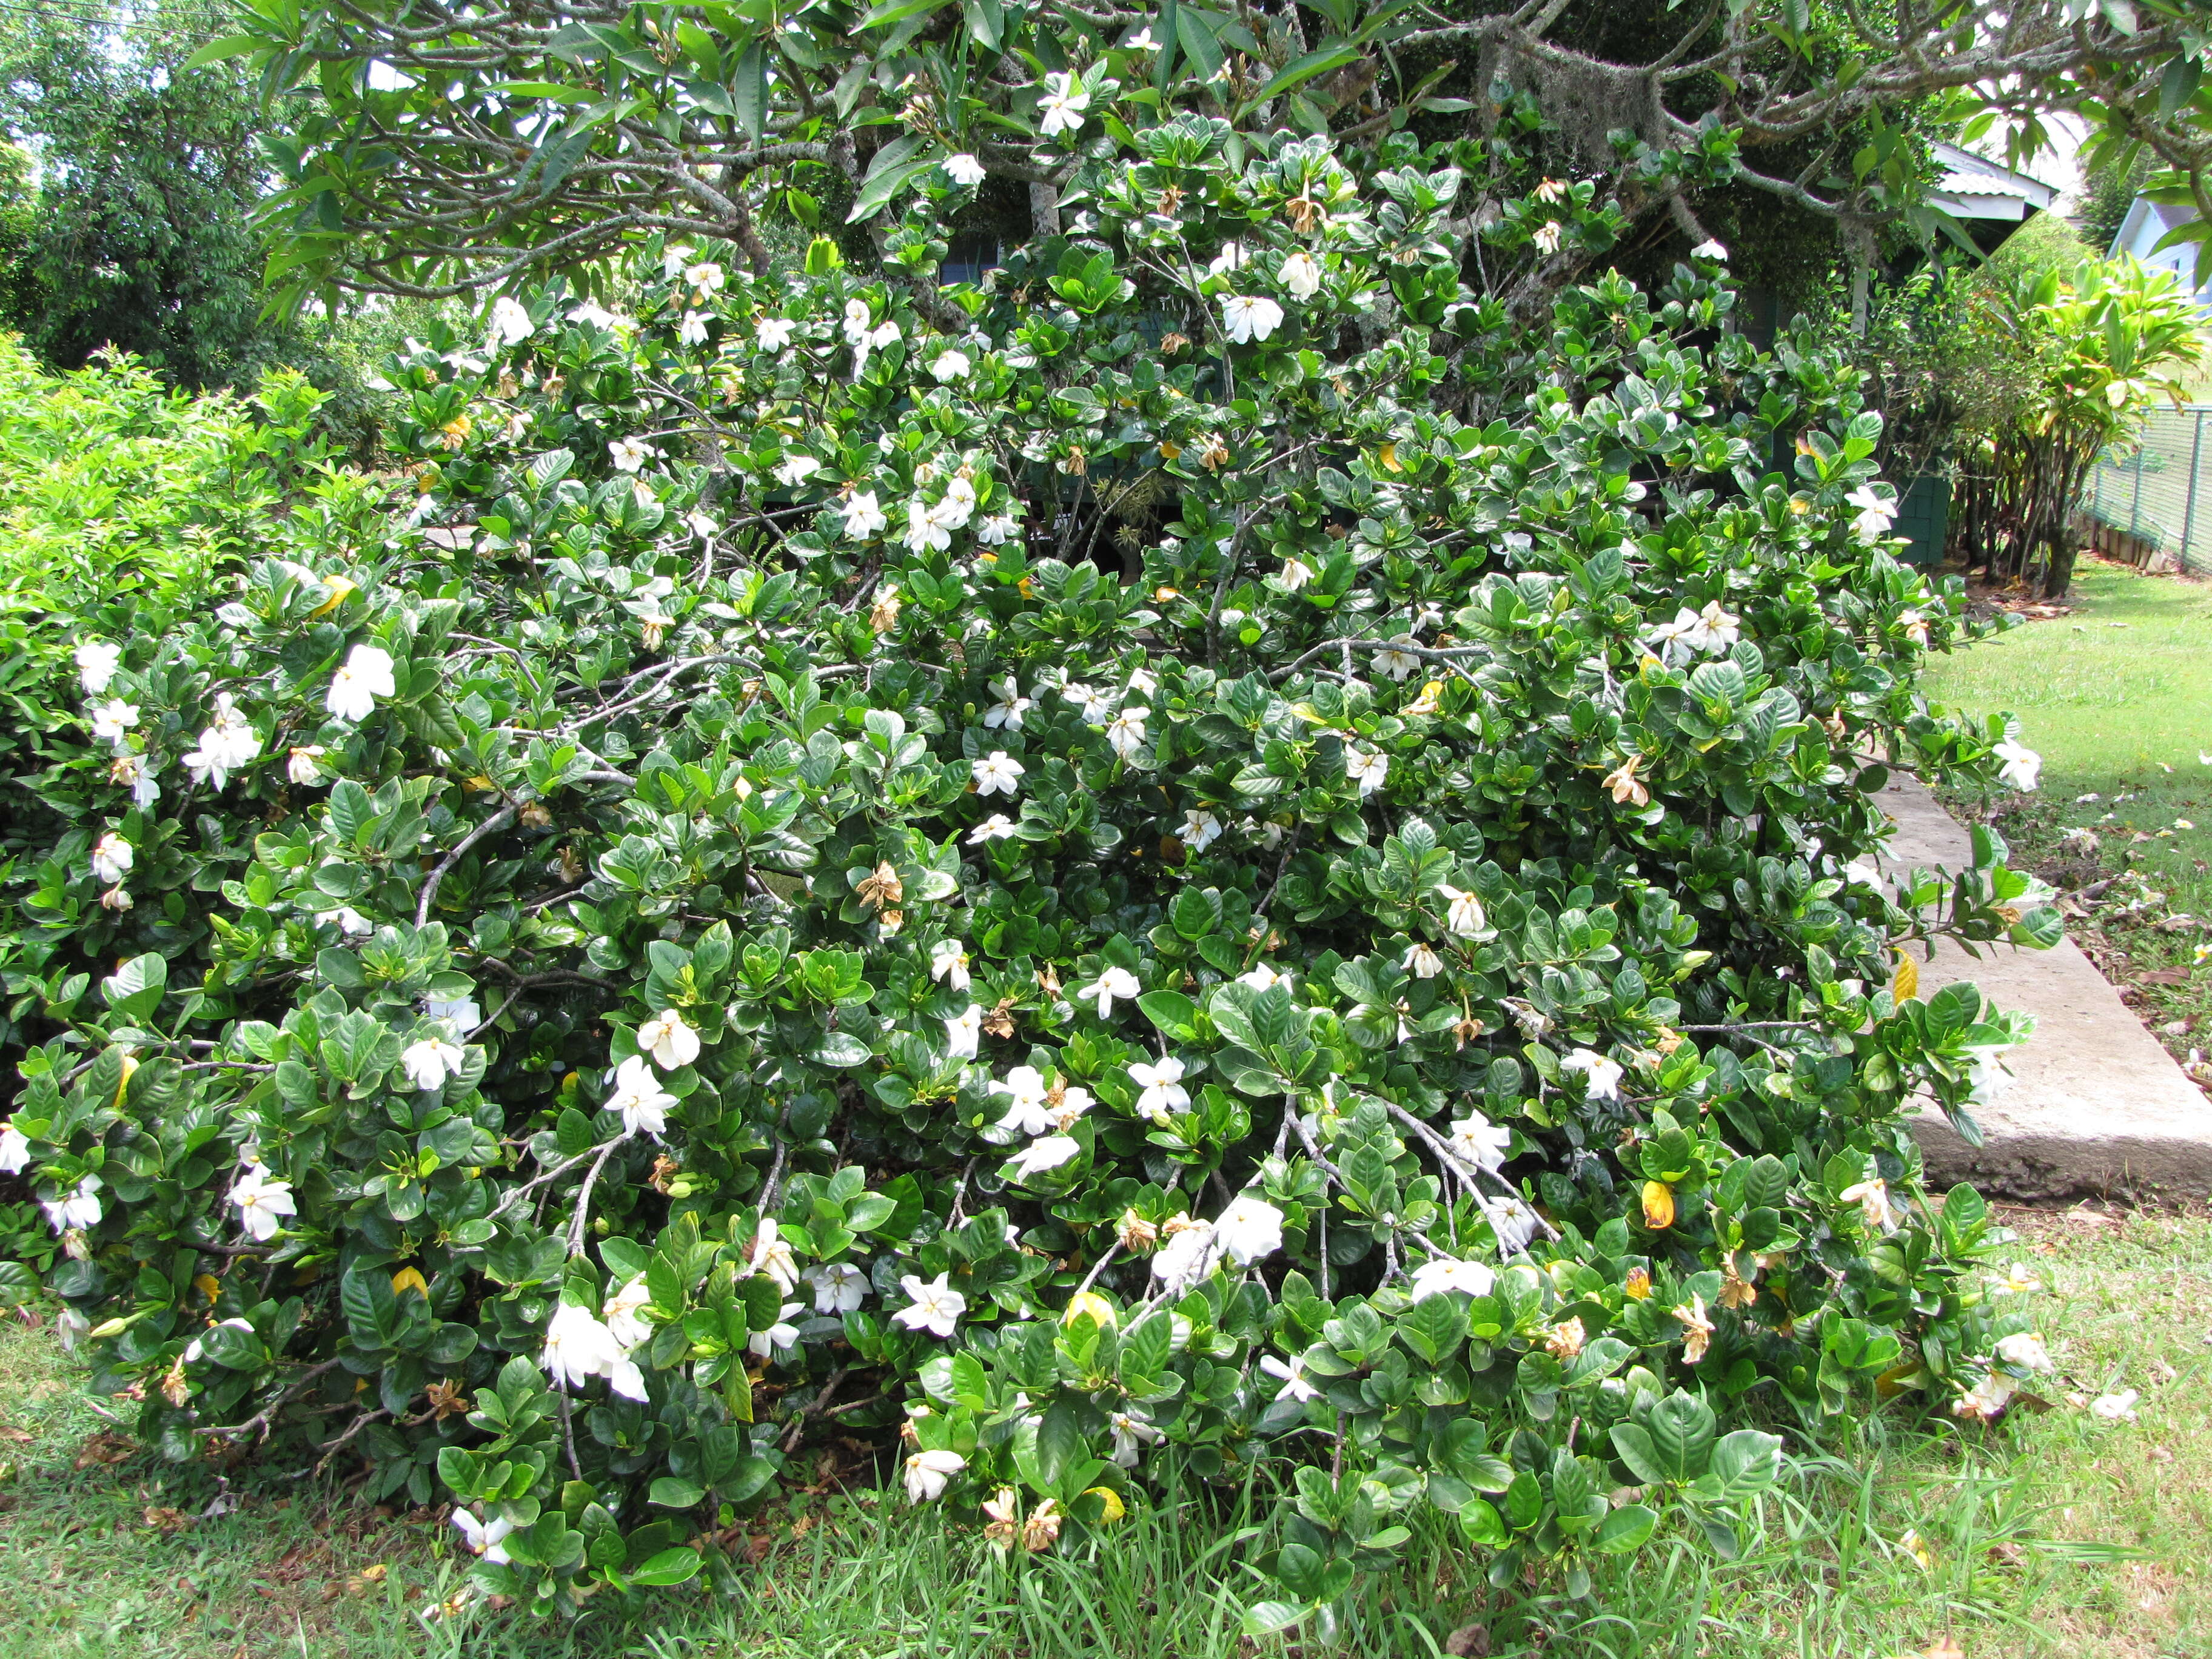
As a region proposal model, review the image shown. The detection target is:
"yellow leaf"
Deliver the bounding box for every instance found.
[1082,1485,1127,1523]
[1641,1181,1675,1230]
[309,575,357,618]
[193,1275,221,1304]
[1376,442,1402,473]
[1062,1291,1116,1330]
[390,1267,430,1299]
[1892,951,1920,1003]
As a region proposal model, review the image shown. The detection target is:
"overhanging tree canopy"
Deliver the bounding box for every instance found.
[199,0,2210,311]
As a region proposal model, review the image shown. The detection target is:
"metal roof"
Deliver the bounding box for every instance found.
[1927,141,2060,222]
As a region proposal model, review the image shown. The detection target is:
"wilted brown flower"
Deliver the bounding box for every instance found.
[856,862,904,911]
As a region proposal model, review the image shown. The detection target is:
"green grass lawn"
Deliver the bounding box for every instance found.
[1922,560,2212,1065]
[1,1203,2208,1658]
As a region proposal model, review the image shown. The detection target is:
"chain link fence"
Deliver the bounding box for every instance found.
[2081,404,2212,574]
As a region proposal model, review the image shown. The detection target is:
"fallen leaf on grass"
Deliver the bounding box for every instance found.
[0,1425,33,1444]
[142,1505,191,1533]
[1444,1622,1492,1657]
[1891,1639,1965,1659]
[2138,968,2193,986]
[72,1433,136,1469]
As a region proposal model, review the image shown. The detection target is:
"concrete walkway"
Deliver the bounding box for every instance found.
[1877,777,2212,1199]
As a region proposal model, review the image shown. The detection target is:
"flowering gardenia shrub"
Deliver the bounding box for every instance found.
[7,121,2062,1632]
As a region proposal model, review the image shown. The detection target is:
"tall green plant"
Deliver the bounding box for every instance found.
[1952,255,2205,596]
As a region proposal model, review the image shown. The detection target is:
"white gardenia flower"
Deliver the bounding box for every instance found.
[0,1124,28,1175]
[944,153,987,187]
[1445,1113,1513,1173]
[605,1054,675,1139]
[1644,608,1701,666]
[287,745,327,786]
[316,906,373,936]
[990,1066,1054,1136]
[983,679,1032,730]
[905,496,953,554]
[747,1301,805,1359]
[42,1175,102,1234]
[677,307,712,345]
[1847,484,1897,543]
[452,1509,514,1564]
[1110,1410,1163,1468]
[971,751,1025,797]
[842,298,874,345]
[1278,557,1316,592]
[1532,220,1563,254]
[184,692,263,787]
[230,1165,297,1242]
[843,491,889,540]
[750,1219,801,1295]
[489,295,535,345]
[326,645,397,723]
[1278,250,1322,301]
[1128,1056,1190,1122]
[1684,601,1741,654]
[401,1036,466,1091]
[89,699,138,743]
[1151,1219,1220,1293]
[1182,809,1224,853]
[1486,1196,1540,1254]
[1036,72,1090,138]
[1436,883,1488,938]
[1216,1195,1284,1266]
[774,455,820,488]
[540,1301,646,1399]
[931,350,972,383]
[1208,242,1247,276]
[1838,1176,1898,1232]
[1403,943,1444,979]
[1409,1257,1497,1301]
[1994,739,2042,792]
[1345,749,1389,797]
[976,513,1018,546]
[967,814,1019,845]
[894,1273,967,1338]
[806,1263,870,1315]
[934,476,978,529]
[602,1275,654,1349]
[1008,1135,1082,1181]
[1560,1048,1624,1101]
[1374,645,1423,681]
[1691,238,1729,261]
[2091,1389,2140,1421]
[945,1003,983,1061]
[1260,1351,1319,1403]
[1952,1369,2017,1420]
[1064,683,1116,722]
[931,938,972,991]
[427,996,480,1031]
[608,437,657,473]
[756,317,796,352]
[1995,1332,2055,1373]
[904,1447,967,1503]
[683,261,725,297]
[1220,294,1284,344]
[686,511,720,541]
[1080,965,1141,1019]
[90,833,133,885]
[76,640,122,694]
[635,1010,702,1070]
[1239,964,1291,993]
[1126,666,1158,696]
[1105,707,1150,759]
